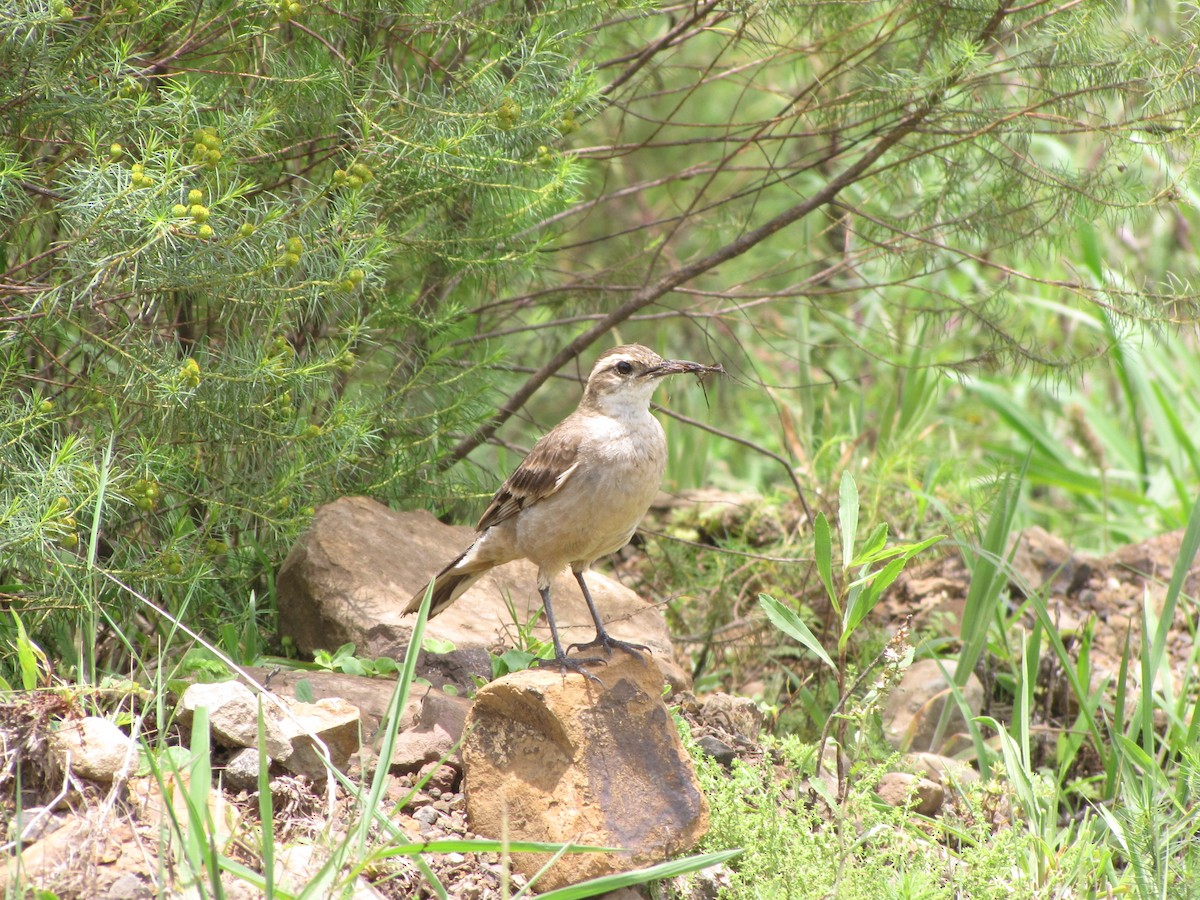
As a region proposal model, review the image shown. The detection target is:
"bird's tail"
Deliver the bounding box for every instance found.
[405,551,486,619]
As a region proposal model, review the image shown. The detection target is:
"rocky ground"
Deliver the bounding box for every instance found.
[3,497,1197,897]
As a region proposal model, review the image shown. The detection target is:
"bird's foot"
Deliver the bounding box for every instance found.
[535,652,606,684]
[567,631,652,658]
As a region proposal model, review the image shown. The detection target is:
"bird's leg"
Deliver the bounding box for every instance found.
[534,585,604,682]
[566,571,651,657]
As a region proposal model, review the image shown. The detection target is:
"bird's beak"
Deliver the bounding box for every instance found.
[648,359,724,378]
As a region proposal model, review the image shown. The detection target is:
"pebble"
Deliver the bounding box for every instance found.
[413,806,439,825]
[695,735,737,767]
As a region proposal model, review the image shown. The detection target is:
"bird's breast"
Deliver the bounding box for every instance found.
[511,410,667,569]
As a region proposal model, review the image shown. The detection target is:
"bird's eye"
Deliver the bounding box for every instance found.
[615,360,634,375]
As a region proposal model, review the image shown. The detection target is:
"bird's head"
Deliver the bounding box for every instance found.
[582,344,716,416]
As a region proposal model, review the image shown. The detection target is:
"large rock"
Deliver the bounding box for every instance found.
[461,653,709,891]
[277,497,686,689]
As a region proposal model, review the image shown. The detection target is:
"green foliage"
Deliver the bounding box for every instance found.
[966,315,1200,550]
[694,735,1110,898]
[0,0,605,680]
[310,643,398,678]
[759,473,937,779]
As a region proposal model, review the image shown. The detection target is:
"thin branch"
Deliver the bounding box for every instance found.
[653,402,815,526]
[449,3,1015,465]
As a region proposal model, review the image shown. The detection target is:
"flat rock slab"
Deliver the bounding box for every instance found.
[462,653,708,891]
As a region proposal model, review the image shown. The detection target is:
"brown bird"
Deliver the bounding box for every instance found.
[406,344,721,674]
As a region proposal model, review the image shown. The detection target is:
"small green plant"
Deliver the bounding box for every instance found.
[759,471,941,796]
[310,643,399,678]
[488,594,553,680]
[2,611,51,693]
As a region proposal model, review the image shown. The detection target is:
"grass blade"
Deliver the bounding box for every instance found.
[535,848,744,900]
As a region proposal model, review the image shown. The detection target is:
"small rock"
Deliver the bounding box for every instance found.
[103,871,153,899]
[275,845,322,893]
[463,652,708,891]
[882,658,984,752]
[699,693,763,741]
[277,696,362,782]
[694,735,737,767]
[905,751,979,788]
[390,690,473,771]
[273,844,385,898]
[1008,526,1078,596]
[668,863,734,900]
[9,807,66,843]
[419,761,460,793]
[0,818,91,894]
[49,716,138,782]
[413,806,439,825]
[875,772,944,816]
[177,681,292,761]
[222,747,266,793]
[245,667,427,737]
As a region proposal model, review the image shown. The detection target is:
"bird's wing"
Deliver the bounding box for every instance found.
[476,426,582,531]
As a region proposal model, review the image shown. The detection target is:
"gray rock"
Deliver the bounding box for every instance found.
[103,871,153,899]
[413,805,439,825]
[694,735,737,767]
[222,747,265,793]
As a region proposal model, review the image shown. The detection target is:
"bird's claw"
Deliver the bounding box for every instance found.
[535,652,607,684]
[566,633,652,658]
